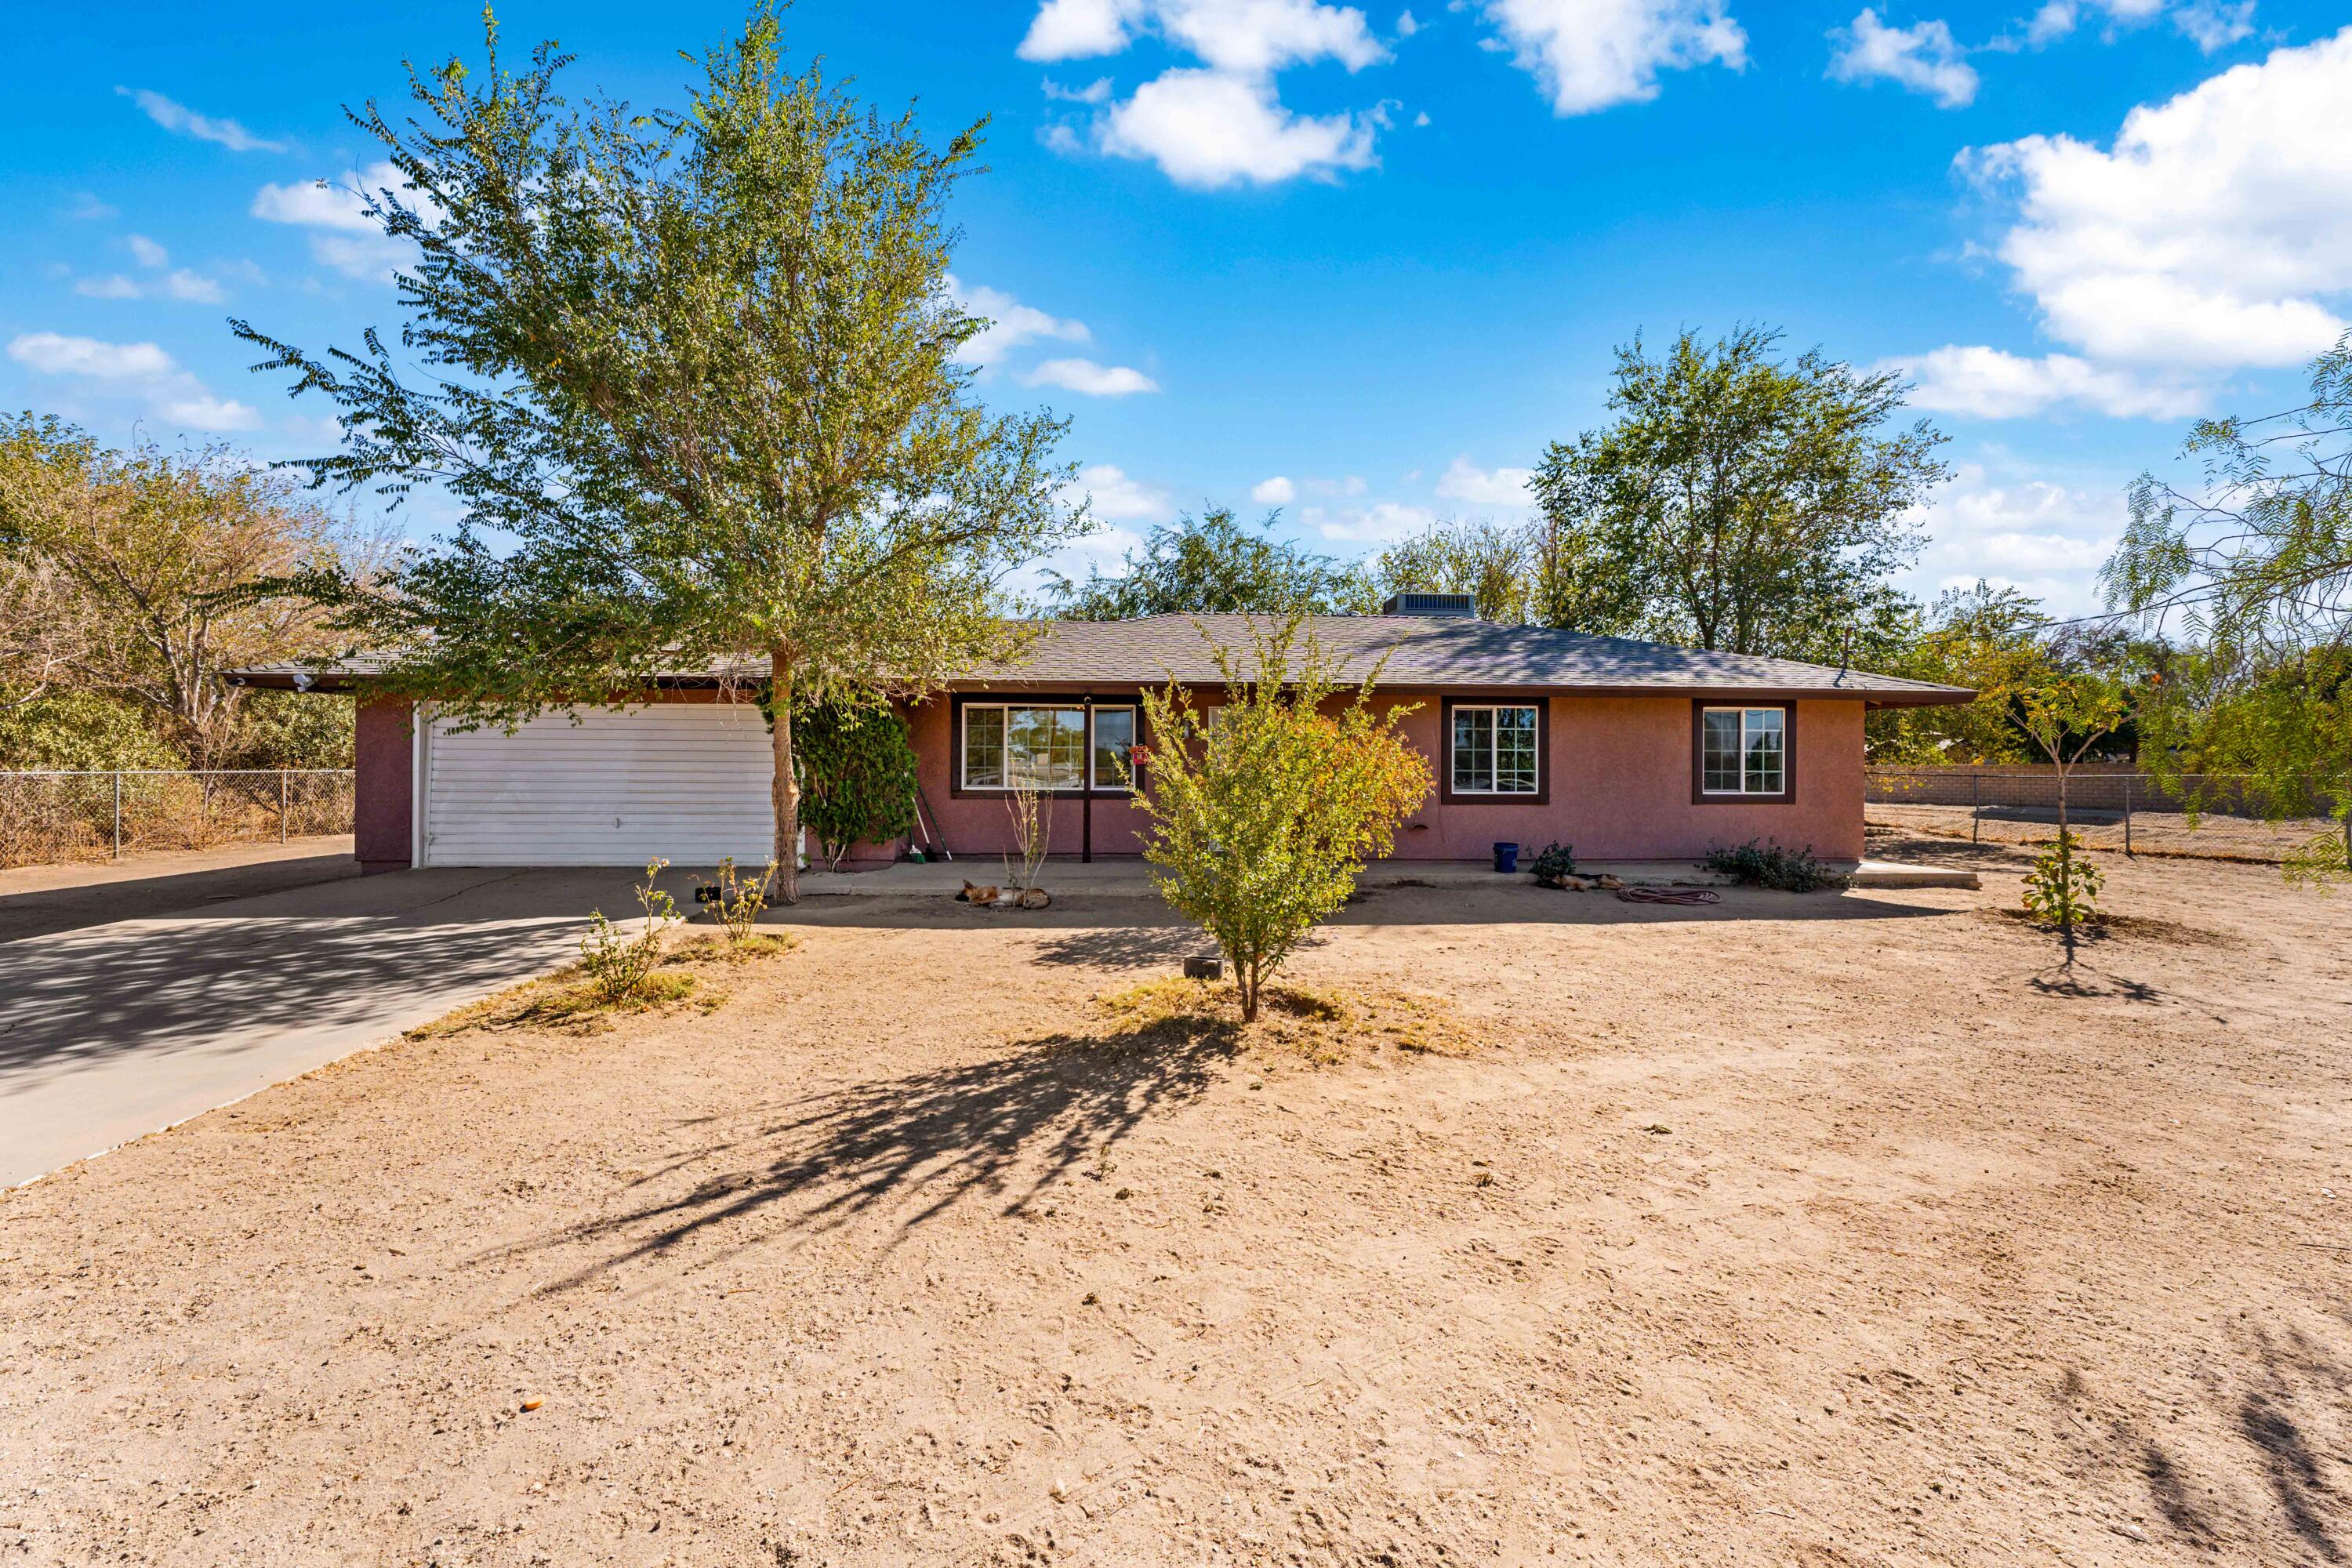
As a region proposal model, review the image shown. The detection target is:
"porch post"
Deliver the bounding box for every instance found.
[1080,693,1094,865]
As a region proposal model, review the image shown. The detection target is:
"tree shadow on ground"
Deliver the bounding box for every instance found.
[514,1007,1242,1291]
[2057,1325,2350,1560]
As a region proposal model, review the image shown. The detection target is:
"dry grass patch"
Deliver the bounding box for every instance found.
[1975,906,2241,948]
[405,931,799,1040]
[1092,975,1475,1065]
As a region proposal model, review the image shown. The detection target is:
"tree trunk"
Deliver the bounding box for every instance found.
[770,656,801,905]
[2055,768,2074,957]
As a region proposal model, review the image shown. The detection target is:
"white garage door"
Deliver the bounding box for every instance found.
[419,703,776,867]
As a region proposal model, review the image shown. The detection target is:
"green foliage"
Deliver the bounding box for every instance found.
[1374,518,1533,622]
[231,9,1087,898]
[0,414,371,767]
[0,691,183,771]
[1045,506,1377,619]
[2023,830,2103,935]
[2105,334,2352,887]
[704,855,775,942]
[1865,580,2049,764]
[1703,838,1848,892]
[1133,615,1432,1022]
[1530,839,1577,887]
[220,690,357,770]
[784,699,918,869]
[580,859,682,1004]
[1529,325,1947,662]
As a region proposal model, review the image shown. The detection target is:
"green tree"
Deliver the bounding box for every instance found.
[1529,325,1947,662]
[1131,615,1430,1022]
[789,699,918,870]
[1866,580,2046,764]
[0,416,367,768]
[234,9,1084,900]
[1994,649,2130,957]
[2106,334,2352,882]
[1044,506,1376,619]
[1374,517,1532,622]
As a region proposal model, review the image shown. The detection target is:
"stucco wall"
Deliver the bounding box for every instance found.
[900,688,1866,866]
[353,697,414,872]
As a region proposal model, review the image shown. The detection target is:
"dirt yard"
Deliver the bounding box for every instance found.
[4,833,2350,1566]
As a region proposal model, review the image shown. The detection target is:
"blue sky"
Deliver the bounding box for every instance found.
[5,0,2350,618]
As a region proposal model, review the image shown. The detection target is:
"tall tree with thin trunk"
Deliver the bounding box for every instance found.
[1529,325,1945,664]
[234,9,1085,898]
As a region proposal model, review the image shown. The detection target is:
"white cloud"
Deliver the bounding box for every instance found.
[1022,358,1163,395]
[1396,8,1420,35]
[1068,463,1176,523]
[65,192,118,222]
[7,333,176,381]
[1828,10,1979,108]
[1251,475,1298,504]
[72,267,228,305]
[1477,0,1746,115]
[252,161,430,282]
[1099,68,1383,187]
[1022,0,1387,72]
[1901,463,2127,616]
[2172,1,2254,52]
[1890,346,2203,419]
[1042,76,1116,103]
[116,87,287,154]
[2020,1,2077,45]
[1305,499,1439,542]
[1956,27,2352,372]
[946,276,1092,369]
[1025,0,1395,187]
[126,234,169,268]
[5,332,259,431]
[1434,455,1534,506]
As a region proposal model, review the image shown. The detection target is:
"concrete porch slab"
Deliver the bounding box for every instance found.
[800,853,1978,897]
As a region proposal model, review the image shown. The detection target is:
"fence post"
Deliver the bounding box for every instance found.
[2122,774,2133,857]
[1972,771,1981,844]
[112,771,123,859]
[279,770,289,843]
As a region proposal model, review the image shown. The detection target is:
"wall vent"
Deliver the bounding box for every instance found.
[1381,591,1478,619]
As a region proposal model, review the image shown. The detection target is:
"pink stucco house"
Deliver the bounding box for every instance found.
[234,597,1969,873]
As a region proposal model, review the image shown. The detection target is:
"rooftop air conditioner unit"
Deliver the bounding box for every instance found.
[1381,591,1478,618]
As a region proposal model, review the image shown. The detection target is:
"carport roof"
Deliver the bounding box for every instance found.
[228,614,1974,706]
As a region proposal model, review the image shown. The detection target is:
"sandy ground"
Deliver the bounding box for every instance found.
[3,831,2350,1567]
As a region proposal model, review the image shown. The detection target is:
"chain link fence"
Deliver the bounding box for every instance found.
[0,770,356,871]
[1867,768,2347,864]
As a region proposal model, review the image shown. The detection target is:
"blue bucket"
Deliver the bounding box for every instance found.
[1493,841,1519,873]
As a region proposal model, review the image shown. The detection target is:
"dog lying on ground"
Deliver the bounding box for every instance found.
[957,880,1051,909]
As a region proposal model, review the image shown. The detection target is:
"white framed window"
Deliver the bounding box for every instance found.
[1450,703,1540,796]
[1700,706,1787,796]
[959,702,1138,792]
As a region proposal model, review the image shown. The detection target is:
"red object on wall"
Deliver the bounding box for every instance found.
[354,697,415,872]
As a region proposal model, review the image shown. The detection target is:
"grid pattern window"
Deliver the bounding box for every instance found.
[1701,706,1786,795]
[1450,704,1540,795]
[960,704,1138,791]
[1091,708,1137,791]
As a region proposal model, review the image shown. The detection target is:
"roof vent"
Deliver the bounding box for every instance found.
[1381,591,1478,619]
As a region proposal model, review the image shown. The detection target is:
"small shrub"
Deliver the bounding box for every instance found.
[2023,829,2103,935]
[1704,838,1849,892]
[703,855,776,943]
[580,858,681,1003]
[1530,840,1577,887]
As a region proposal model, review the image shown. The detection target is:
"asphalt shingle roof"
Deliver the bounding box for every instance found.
[229,615,1972,705]
[953,615,1972,704]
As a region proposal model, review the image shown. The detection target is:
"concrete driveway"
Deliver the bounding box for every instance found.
[0,866,640,1187]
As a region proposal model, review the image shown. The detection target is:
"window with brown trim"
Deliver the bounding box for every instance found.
[1439,698,1548,804]
[1690,700,1796,804]
[955,699,1140,795]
